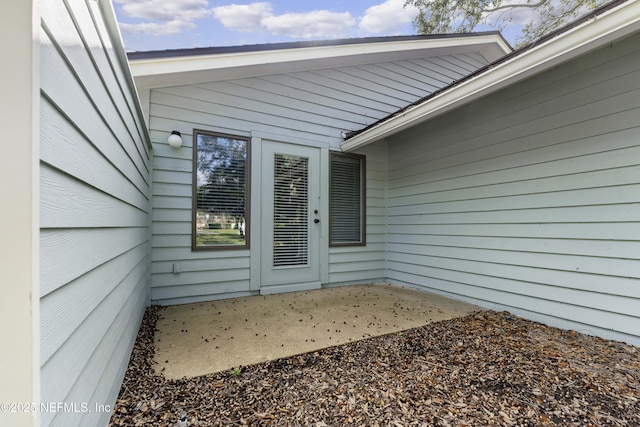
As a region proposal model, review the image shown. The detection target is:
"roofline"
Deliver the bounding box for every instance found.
[341,0,640,152]
[127,32,510,60]
[129,33,512,90]
[98,0,152,150]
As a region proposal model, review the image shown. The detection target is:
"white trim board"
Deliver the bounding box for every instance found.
[0,2,40,427]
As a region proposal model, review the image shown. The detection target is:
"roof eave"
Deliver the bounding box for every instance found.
[129,33,511,90]
[341,0,640,152]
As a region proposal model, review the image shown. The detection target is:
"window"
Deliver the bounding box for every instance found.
[193,130,249,250]
[329,152,365,246]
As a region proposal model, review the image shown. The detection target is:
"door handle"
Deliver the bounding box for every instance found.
[314,218,320,224]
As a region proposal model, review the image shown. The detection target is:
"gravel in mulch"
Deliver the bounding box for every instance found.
[110,306,639,426]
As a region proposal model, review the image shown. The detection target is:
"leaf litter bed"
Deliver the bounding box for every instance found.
[110,306,639,426]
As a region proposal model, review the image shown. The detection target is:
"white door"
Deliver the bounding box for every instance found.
[260,141,321,293]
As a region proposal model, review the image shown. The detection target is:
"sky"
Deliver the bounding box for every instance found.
[112,0,525,52]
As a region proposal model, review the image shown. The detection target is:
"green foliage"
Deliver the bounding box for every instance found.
[196,229,245,246]
[404,0,609,47]
[229,367,242,376]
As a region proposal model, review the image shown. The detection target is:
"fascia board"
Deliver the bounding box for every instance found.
[130,34,510,89]
[341,0,640,152]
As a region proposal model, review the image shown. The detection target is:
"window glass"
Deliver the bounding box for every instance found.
[193,130,249,250]
[329,152,365,246]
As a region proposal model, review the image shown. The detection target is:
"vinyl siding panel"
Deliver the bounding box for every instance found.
[149,52,487,303]
[385,33,640,346]
[39,1,151,427]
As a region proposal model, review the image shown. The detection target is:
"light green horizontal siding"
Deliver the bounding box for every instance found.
[39,1,151,426]
[385,32,640,346]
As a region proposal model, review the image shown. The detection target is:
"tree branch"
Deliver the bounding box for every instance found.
[484,0,549,13]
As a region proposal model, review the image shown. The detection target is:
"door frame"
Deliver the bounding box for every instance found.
[249,135,329,294]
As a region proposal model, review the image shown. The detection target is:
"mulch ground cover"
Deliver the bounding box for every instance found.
[110,306,639,426]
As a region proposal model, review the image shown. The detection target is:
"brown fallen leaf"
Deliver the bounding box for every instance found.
[110,307,640,427]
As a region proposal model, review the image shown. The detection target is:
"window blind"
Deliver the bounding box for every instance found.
[330,153,364,245]
[273,154,309,266]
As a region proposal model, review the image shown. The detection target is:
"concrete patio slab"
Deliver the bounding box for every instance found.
[154,283,479,379]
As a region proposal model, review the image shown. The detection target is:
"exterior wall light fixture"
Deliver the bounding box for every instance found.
[168,130,183,148]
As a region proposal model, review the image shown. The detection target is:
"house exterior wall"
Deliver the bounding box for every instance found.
[39,1,151,426]
[148,52,488,304]
[385,32,640,346]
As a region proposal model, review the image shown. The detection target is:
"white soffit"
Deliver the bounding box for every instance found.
[341,0,640,152]
[129,34,511,89]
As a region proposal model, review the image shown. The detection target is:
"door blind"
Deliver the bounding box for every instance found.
[273,154,309,267]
